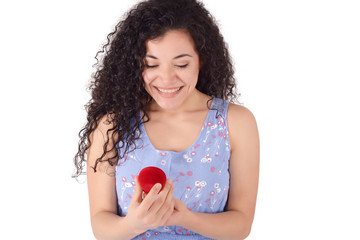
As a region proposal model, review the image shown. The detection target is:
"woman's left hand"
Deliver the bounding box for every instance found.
[165,198,190,226]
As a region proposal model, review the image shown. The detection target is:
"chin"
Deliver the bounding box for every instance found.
[157,100,182,110]
[150,90,188,110]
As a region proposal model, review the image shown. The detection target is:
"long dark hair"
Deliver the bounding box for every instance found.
[73,0,239,178]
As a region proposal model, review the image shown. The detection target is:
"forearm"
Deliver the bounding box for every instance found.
[183,210,252,240]
[91,211,140,240]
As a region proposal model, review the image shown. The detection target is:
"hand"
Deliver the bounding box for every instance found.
[125,176,174,234]
[165,198,190,227]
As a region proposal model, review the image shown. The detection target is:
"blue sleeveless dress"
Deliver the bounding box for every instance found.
[115,97,231,240]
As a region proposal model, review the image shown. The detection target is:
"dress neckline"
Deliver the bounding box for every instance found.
[140,98,217,154]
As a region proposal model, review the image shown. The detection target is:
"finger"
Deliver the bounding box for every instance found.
[148,178,173,215]
[160,199,174,225]
[142,191,147,200]
[140,182,162,210]
[158,180,175,222]
[160,179,174,212]
[173,198,184,210]
[129,176,142,207]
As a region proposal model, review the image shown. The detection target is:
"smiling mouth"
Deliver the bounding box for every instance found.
[156,87,182,93]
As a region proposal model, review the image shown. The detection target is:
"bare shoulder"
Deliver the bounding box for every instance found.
[95,113,116,135]
[88,113,118,173]
[88,113,117,144]
[227,103,259,151]
[227,103,256,124]
[227,103,257,131]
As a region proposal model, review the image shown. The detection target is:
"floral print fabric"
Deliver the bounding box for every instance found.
[115,97,231,239]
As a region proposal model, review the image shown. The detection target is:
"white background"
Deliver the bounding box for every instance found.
[1,0,359,239]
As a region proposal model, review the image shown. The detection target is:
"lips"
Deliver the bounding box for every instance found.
[157,87,181,93]
[154,86,183,97]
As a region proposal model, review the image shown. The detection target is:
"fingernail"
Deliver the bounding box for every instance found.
[155,183,161,190]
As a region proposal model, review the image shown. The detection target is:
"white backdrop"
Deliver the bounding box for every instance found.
[1,0,359,239]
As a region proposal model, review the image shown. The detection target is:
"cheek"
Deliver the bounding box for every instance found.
[183,69,199,86]
[142,71,155,84]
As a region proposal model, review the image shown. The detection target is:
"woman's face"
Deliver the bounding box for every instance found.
[142,30,201,111]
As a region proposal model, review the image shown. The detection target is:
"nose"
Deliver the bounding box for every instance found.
[158,65,176,82]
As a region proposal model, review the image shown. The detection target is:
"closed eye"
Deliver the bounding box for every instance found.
[176,64,189,68]
[145,65,158,68]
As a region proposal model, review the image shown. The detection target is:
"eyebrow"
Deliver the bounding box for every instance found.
[145,54,193,60]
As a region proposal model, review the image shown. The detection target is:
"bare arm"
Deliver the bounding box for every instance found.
[167,105,260,240]
[87,115,139,240]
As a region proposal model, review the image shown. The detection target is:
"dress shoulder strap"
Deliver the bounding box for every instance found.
[210,97,229,121]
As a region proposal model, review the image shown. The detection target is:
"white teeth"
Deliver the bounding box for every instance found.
[157,87,181,93]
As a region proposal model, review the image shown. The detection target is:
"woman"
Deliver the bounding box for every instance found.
[74,0,259,239]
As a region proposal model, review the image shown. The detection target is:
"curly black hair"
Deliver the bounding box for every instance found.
[73,0,239,178]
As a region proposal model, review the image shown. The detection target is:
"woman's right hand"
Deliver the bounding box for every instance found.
[125,175,174,234]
